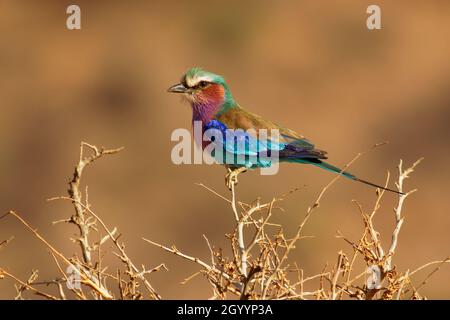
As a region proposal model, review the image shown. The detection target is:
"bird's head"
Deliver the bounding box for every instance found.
[168,68,235,109]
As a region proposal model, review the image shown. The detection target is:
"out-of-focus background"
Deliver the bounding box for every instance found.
[0,0,449,299]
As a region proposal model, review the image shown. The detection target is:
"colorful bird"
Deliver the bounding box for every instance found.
[168,67,402,194]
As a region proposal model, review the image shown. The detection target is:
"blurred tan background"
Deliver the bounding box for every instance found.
[0,0,449,299]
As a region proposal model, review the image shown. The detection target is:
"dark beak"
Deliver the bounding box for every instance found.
[167,83,189,93]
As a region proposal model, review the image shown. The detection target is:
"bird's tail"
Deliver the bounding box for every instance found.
[297,159,404,195]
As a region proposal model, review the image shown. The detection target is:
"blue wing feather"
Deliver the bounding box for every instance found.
[204,120,286,168]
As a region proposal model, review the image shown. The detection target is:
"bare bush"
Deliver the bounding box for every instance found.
[144,151,449,300]
[1,142,448,299]
[1,142,164,300]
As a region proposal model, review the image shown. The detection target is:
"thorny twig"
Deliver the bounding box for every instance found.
[66,142,123,266]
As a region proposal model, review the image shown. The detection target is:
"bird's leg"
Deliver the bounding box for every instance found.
[225,167,247,190]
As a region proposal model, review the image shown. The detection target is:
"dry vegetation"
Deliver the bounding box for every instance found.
[0,142,448,300]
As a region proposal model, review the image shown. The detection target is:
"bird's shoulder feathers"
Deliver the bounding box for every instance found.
[215,105,304,140]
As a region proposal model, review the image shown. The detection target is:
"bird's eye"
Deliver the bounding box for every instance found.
[198,81,209,88]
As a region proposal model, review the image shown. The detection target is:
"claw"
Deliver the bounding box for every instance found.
[225,167,247,190]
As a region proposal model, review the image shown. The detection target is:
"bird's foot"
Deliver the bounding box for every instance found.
[225,167,247,190]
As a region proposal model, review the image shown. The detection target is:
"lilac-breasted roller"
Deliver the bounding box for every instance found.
[168,67,401,194]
